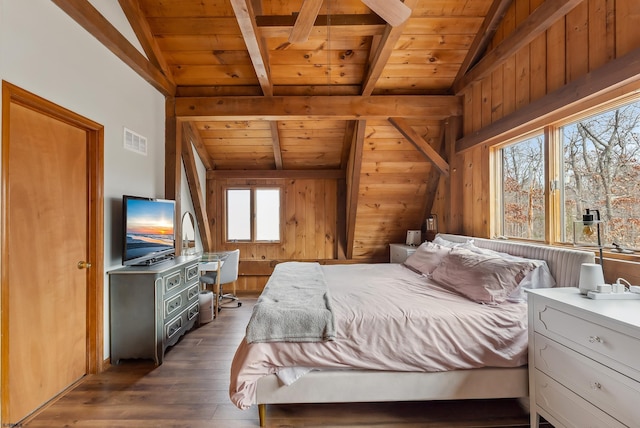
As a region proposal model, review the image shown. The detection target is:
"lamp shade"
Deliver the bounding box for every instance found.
[578,263,605,295]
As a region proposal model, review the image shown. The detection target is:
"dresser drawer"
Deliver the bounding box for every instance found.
[534,333,640,427]
[534,300,640,378]
[534,371,626,428]
[184,262,200,283]
[164,270,182,294]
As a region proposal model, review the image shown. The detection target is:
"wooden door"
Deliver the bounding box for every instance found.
[1,83,104,424]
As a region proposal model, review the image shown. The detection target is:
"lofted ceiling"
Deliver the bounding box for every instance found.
[119,0,500,171]
[54,0,521,258]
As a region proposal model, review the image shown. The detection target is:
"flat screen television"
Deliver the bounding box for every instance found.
[122,195,176,266]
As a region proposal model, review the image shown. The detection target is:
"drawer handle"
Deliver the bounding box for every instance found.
[588,335,604,344]
[590,381,602,390]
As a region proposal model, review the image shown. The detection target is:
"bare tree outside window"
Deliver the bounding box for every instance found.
[562,102,640,249]
[501,135,545,240]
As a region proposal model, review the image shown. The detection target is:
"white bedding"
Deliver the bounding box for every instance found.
[230,263,529,409]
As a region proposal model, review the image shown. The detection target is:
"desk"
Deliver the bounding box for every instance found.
[199,253,229,317]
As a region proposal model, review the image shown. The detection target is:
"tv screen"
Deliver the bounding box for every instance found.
[122,195,176,266]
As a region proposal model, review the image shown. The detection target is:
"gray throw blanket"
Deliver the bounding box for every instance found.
[246,262,336,343]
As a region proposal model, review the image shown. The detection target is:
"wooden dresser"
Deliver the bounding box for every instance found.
[109,255,201,365]
[528,288,640,427]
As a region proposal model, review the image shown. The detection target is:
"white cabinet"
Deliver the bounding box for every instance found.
[389,243,417,263]
[528,288,640,428]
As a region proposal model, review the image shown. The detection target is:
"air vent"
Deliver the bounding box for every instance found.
[123,127,148,156]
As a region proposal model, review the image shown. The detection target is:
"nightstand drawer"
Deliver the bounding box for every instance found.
[534,333,640,427]
[534,301,640,376]
[534,371,626,428]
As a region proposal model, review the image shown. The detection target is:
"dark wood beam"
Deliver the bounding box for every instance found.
[181,123,213,252]
[52,0,175,96]
[258,14,386,38]
[164,97,180,206]
[456,46,640,153]
[420,124,447,227]
[118,0,175,85]
[361,0,418,96]
[389,117,450,177]
[446,116,464,234]
[230,0,273,96]
[345,120,366,259]
[207,169,345,180]
[454,0,583,94]
[175,95,462,120]
[452,0,514,89]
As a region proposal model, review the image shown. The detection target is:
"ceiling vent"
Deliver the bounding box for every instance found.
[123,127,147,156]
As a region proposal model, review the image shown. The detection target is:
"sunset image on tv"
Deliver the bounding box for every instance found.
[125,198,175,260]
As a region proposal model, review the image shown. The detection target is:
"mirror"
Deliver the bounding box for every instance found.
[181,211,197,255]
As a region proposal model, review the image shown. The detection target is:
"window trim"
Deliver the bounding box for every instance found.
[224,185,283,244]
[492,92,640,260]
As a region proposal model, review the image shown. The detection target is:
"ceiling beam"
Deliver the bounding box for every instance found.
[175,95,461,120]
[388,117,450,177]
[230,0,273,97]
[361,0,418,96]
[270,122,284,169]
[345,120,366,259]
[52,0,175,96]
[454,0,584,94]
[456,46,640,153]
[207,169,345,179]
[118,0,175,85]
[182,121,214,170]
[362,0,412,27]
[452,0,514,88]
[258,14,386,38]
[181,124,213,252]
[289,0,324,43]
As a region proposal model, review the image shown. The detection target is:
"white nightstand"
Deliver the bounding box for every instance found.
[389,243,418,263]
[528,287,640,428]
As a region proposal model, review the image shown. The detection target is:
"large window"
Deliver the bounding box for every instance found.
[497,98,640,250]
[226,187,281,242]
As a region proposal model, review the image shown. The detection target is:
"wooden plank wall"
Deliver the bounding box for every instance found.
[209,177,338,292]
[458,0,640,238]
[352,119,442,258]
[456,0,640,283]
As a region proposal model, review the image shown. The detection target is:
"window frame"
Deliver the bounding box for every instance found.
[224,185,283,244]
[492,92,640,256]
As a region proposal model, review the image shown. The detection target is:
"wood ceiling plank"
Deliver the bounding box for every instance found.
[207,169,345,179]
[388,117,449,177]
[229,0,273,96]
[145,17,242,35]
[52,0,175,96]
[361,0,418,96]
[118,0,175,84]
[454,0,584,93]
[175,95,462,120]
[289,0,325,43]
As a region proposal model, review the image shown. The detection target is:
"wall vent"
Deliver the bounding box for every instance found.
[123,127,148,155]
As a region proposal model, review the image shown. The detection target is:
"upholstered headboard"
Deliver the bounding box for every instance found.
[437,234,595,288]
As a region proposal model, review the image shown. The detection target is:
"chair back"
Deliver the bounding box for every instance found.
[219,249,240,284]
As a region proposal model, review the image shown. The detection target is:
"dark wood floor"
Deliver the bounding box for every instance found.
[25,297,547,427]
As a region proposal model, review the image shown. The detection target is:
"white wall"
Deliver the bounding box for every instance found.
[0,0,168,360]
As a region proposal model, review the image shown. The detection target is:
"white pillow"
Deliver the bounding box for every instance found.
[403,242,451,275]
[432,236,474,249]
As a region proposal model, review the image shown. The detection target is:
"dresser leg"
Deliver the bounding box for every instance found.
[530,411,540,428]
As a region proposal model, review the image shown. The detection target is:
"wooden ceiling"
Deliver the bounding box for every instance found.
[115,0,499,171]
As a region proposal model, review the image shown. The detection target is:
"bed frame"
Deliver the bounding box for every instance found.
[254,234,595,426]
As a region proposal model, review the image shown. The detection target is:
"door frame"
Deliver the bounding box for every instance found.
[0,81,105,417]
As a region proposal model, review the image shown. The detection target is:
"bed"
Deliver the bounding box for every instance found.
[229,234,595,426]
